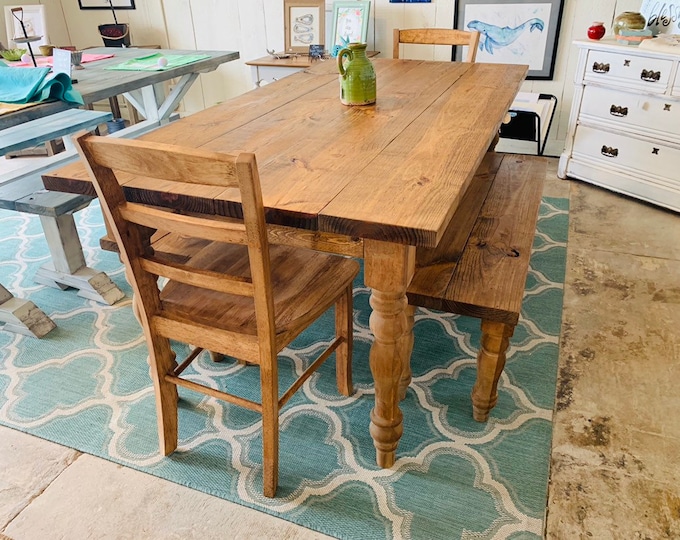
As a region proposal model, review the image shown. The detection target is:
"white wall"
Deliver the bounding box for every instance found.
[4,0,644,154]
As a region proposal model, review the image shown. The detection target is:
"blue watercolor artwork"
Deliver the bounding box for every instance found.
[468,18,544,54]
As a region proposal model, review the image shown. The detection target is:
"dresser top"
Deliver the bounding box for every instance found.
[574,38,680,60]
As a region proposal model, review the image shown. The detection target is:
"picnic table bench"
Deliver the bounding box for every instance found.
[0,110,124,337]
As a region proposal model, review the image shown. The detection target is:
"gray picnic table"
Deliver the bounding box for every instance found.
[0,47,239,336]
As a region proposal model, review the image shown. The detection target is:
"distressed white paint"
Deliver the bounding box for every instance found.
[1,0,648,153]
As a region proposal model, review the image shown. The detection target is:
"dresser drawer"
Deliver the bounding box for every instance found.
[580,85,680,138]
[585,49,673,92]
[572,125,680,182]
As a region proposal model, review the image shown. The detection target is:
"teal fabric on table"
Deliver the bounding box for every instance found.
[0,64,83,105]
[106,52,211,71]
[0,198,569,539]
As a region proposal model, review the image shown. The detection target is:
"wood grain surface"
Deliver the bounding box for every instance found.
[45,59,526,247]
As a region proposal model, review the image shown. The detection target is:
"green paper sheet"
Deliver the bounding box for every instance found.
[106,53,211,71]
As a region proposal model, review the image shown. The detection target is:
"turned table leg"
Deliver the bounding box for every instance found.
[399,304,416,400]
[471,320,514,422]
[364,240,415,468]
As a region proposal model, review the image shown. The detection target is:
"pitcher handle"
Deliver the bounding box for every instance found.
[337,48,353,77]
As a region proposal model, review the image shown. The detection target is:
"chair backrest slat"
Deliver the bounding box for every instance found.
[120,203,248,245]
[141,258,254,296]
[393,28,480,62]
[83,136,240,187]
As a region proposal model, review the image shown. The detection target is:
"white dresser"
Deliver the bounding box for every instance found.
[559,39,680,212]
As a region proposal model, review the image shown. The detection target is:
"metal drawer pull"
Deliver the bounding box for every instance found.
[664,104,672,111]
[624,59,631,66]
[593,62,610,73]
[610,105,628,117]
[601,145,619,158]
[652,147,659,155]
[640,69,661,82]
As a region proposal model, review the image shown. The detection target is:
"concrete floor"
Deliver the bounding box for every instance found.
[1,156,679,539]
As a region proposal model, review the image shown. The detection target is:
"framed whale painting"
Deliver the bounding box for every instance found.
[454,0,564,79]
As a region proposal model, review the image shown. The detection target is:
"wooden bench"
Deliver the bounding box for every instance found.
[406,153,547,422]
[0,109,112,157]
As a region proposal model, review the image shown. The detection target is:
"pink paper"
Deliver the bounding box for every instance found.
[10,53,115,68]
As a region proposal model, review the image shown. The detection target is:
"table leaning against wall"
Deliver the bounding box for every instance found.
[43,58,526,467]
[0,47,239,336]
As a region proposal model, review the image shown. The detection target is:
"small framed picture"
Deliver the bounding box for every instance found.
[330,1,371,56]
[454,0,564,80]
[78,0,135,9]
[284,0,325,54]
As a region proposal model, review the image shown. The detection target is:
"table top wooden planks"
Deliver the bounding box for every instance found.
[43,58,527,249]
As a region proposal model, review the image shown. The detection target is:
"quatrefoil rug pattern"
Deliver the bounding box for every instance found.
[0,198,568,539]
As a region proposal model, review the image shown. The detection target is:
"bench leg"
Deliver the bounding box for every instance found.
[471,320,515,422]
[0,284,56,338]
[33,213,125,306]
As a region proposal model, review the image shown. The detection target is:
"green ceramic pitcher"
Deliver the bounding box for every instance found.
[337,42,376,106]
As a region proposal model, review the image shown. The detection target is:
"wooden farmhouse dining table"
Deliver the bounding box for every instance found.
[43,57,527,467]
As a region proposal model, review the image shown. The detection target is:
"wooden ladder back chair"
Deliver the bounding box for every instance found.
[74,133,359,497]
[393,28,480,62]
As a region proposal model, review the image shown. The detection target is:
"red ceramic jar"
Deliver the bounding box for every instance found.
[588,22,606,40]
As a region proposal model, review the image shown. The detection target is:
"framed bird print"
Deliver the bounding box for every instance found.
[454,0,564,79]
[284,0,325,54]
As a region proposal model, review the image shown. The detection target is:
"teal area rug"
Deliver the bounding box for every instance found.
[0,198,568,539]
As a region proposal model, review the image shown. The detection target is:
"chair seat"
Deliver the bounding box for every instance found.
[160,242,359,349]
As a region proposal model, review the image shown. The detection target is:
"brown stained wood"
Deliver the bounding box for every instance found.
[73,134,359,497]
[445,155,546,323]
[393,28,481,62]
[407,155,546,324]
[101,226,363,260]
[44,60,518,247]
[205,61,474,225]
[471,320,514,422]
[406,155,545,423]
[46,60,529,469]
[408,152,503,300]
[319,62,527,246]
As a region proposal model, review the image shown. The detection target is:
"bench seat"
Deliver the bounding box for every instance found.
[407,153,547,421]
[0,109,112,156]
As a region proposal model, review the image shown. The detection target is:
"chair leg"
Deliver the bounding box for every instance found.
[260,355,279,497]
[471,320,514,422]
[335,284,354,396]
[147,336,179,455]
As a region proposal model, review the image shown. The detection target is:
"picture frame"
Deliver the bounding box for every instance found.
[78,0,135,9]
[284,0,325,54]
[453,0,564,80]
[330,1,371,56]
[5,5,48,48]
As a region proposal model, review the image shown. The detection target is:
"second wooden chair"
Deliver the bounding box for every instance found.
[393,28,481,62]
[74,133,360,497]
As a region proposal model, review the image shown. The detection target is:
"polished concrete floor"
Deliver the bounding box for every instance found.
[0,156,678,539]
